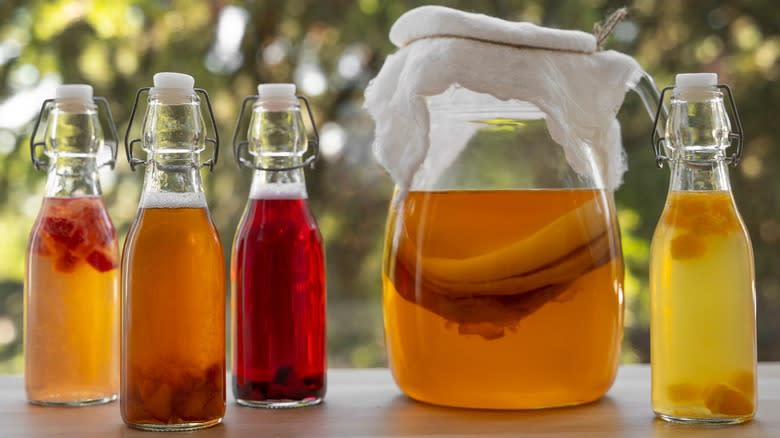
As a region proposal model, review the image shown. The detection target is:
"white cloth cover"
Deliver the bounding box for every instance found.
[364,5,646,191]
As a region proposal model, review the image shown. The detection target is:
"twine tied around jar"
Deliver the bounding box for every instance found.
[594,7,629,50]
[403,7,630,54]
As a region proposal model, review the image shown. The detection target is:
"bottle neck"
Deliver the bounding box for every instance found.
[246,99,308,200]
[138,92,208,207]
[43,101,103,197]
[665,87,733,193]
[142,153,204,193]
[668,158,731,192]
[45,156,101,197]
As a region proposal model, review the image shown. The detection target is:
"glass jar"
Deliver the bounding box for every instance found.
[381,88,625,409]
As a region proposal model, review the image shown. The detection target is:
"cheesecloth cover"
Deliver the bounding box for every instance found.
[364,6,646,192]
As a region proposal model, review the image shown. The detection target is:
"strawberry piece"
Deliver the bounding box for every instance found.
[66,227,85,250]
[43,217,74,243]
[42,216,85,250]
[86,250,117,272]
[55,252,79,273]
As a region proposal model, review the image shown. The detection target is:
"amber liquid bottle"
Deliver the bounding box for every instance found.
[25,85,120,406]
[121,73,225,431]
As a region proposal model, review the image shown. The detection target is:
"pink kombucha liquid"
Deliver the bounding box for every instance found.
[25,196,119,405]
[232,198,326,405]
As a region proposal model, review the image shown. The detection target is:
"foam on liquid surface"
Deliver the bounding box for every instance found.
[140,191,207,209]
[250,182,307,200]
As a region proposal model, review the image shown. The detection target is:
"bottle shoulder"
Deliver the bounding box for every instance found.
[236,198,321,240]
[126,207,221,246]
[651,190,752,262]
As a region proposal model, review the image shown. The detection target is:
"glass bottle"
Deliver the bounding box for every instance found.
[650,73,756,424]
[230,84,326,408]
[121,72,225,431]
[25,84,120,406]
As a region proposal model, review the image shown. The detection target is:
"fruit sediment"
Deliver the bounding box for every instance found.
[232,198,326,404]
[122,205,225,427]
[25,196,119,404]
[383,189,624,409]
[651,191,756,421]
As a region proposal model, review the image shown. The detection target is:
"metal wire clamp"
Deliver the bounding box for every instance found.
[231,95,320,171]
[29,97,119,171]
[124,87,220,171]
[651,84,744,168]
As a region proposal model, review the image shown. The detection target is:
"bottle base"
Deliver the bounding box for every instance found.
[236,397,323,409]
[29,394,117,407]
[126,417,223,432]
[656,413,753,425]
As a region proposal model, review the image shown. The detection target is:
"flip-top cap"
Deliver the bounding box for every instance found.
[258,83,296,100]
[153,72,195,90]
[56,84,93,103]
[675,73,717,89]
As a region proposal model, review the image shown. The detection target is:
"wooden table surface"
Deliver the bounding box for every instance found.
[1,365,778,437]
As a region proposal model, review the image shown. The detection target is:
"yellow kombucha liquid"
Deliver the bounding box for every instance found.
[382,189,624,409]
[24,196,119,405]
[121,206,225,429]
[650,190,756,422]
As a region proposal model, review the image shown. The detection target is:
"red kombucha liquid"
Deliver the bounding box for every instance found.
[232,198,326,405]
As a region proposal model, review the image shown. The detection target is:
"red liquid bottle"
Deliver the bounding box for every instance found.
[231,84,326,408]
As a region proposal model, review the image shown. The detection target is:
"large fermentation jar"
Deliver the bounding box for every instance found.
[381,89,625,409]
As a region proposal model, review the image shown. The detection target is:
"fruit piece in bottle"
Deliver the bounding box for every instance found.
[121,199,225,428]
[232,198,326,406]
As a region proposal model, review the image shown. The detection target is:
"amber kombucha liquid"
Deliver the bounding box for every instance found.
[25,196,119,405]
[651,191,756,422]
[121,194,225,429]
[382,189,624,409]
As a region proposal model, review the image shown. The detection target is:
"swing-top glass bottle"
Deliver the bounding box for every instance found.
[121,72,225,431]
[25,84,120,406]
[650,73,756,424]
[231,84,326,408]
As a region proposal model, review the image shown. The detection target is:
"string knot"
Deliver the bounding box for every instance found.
[594,7,629,50]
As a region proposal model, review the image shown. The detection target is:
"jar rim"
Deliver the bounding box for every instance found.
[426,88,545,120]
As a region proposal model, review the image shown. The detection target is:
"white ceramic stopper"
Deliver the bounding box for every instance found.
[258,83,296,100]
[153,72,195,90]
[56,84,93,102]
[675,73,718,89]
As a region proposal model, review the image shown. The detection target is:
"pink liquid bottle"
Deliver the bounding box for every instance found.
[230,84,326,408]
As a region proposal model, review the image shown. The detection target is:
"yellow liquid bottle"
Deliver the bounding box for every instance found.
[650,74,756,424]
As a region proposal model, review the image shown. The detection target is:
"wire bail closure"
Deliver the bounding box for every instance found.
[651,84,744,168]
[231,95,320,171]
[29,97,119,171]
[124,87,220,172]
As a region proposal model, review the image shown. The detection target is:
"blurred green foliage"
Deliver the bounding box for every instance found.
[0,0,778,373]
